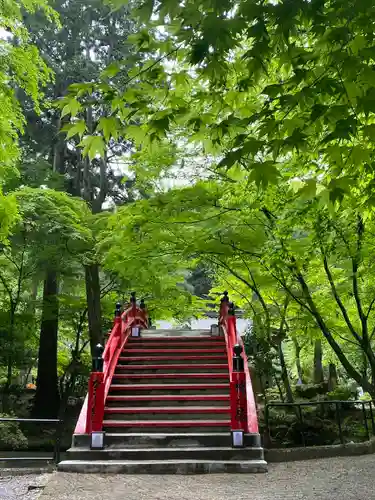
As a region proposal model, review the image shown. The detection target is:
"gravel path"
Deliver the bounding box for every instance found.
[0,474,49,499]
[37,455,375,500]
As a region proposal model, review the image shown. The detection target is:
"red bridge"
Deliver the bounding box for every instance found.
[58,292,267,473]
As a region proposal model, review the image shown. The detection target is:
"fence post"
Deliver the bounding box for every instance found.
[369,401,375,435]
[362,402,370,441]
[335,402,344,444]
[297,405,306,447]
[230,344,248,447]
[264,404,271,448]
[86,344,105,435]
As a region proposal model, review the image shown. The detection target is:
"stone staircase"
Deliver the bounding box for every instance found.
[58,329,267,473]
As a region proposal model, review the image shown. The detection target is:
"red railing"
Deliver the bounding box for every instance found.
[219,293,259,434]
[74,297,148,435]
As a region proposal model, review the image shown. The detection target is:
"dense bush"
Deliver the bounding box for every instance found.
[326,385,358,401]
[294,383,328,399]
[0,413,28,450]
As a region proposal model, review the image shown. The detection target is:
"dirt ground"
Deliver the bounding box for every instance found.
[30,455,375,500]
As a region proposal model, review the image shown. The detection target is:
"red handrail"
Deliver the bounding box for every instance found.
[219,298,259,434]
[74,302,148,435]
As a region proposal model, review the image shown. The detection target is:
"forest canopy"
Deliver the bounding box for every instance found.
[1,0,375,423]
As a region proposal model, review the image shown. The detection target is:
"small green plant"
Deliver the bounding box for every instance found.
[0,413,28,450]
[326,385,357,401]
[359,392,372,402]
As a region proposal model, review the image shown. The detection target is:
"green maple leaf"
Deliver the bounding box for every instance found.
[190,39,210,65]
[249,161,280,188]
[97,117,120,141]
[135,0,154,21]
[217,149,244,169]
[61,98,82,118]
[64,120,86,140]
[79,136,105,160]
[101,62,121,79]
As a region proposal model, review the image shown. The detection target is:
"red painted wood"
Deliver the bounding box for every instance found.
[75,304,149,435]
[113,373,228,379]
[126,342,225,348]
[230,371,247,431]
[118,355,227,362]
[128,337,223,342]
[106,394,229,402]
[115,364,228,370]
[104,407,230,414]
[220,303,259,434]
[121,348,226,354]
[109,383,229,391]
[86,372,105,434]
[239,334,259,434]
[103,420,230,428]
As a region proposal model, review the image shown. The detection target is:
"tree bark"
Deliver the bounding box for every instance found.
[313,339,324,384]
[278,340,294,402]
[290,267,375,396]
[328,363,338,391]
[33,271,60,418]
[294,338,303,383]
[85,264,103,357]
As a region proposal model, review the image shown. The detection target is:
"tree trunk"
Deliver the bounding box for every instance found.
[85,264,103,357]
[314,339,324,384]
[313,339,324,384]
[328,363,338,391]
[291,268,375,396]
[278,341,294,402]
[274,376,285,402]
[294,338,303,383]
[33,271,60,418]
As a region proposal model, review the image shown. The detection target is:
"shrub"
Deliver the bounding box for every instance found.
[326,385,358,401]
[264,387,283,402]
[294,383,328,399]
[0,413,28,450]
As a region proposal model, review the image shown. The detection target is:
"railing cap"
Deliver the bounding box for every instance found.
[228,302,235,316]
[233,343,243,357]
[94,343,104,357]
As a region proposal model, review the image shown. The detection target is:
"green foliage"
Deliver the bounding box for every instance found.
[6,0,375,432]
[0,0,55,171]
[0,413,28,450]
[326,386,358,402]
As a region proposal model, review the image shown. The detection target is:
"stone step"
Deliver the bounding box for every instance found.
[109,383,229,396]
[66,446,264,462]
[111,373,228,384]
[115,363,228,374]
[72,432,262,449]
[103,420,230,433]
[129,336,221,342]
[104,407,230,421]
[58,459,267,474]
[118,355,227,364]
[141,330,212,337]
[121,348,226,356]
[105,395,230,407]
[126,342,225,349]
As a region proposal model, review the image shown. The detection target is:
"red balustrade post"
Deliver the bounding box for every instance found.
[140,299,148,328]
[230,344,248,447]
[86,344,105,435]
[114,302,122,341]
[130,291,137,320]
[228,303,238,348]
[219,291,229,326]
